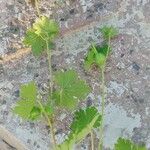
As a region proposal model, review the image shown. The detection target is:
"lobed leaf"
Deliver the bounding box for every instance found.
[23,16,59,56]
[33,16,59,40]
[70,106,101,134]
[13,81,54,120]
[114,138,147,150]
[23,29,46,56]
[100,26,118,40]
[13,82,37,120]
[53,70,91,109]
[96,44,111,56]
[56,107,101,150]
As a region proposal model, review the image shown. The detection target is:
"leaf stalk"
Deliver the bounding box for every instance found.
[37,100,57,149]
[35,0,40,17]
[45,38,56,149]
[46,40,53,101]
[91,130,94,150]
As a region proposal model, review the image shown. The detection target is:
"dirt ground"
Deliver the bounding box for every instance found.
[0,0,150,150]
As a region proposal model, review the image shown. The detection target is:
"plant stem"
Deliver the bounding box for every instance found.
[60,89,63,104]
[106,36,111,60]
[46,40,53,100]
[91,43,98,55]
[98,36,111,150]
[37,100,57,149]
[98,66,105,150]
[45,39,56,148]
[35,0,40,17]
[90,130,94,150]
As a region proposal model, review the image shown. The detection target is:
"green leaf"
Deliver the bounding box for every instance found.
[84,44,110,70]
[13,82,37,120]
[84,48,95,70]
[100,26,118,40]
[95,53,106,66]
[33,16,59,40]
[71,107,101,138]
[96,44,111,56]
[23,29,46,56]
[23,16,59,56]
[53,70,91,109]
[55,139,74,150]
[44,104,53,116]
[56,107,101,150]
[28,106,42,121]
[115,138,147,150]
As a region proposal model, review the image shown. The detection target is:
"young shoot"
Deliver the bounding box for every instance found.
[84,25,118,150]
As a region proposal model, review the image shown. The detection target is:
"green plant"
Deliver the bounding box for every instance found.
[84,26,148,150]
[13,70,91,148]
[13,15,91,149]
[56,107,101,150]
[114,138,147,150]
[24,15,59,104]
[13,81,55,146]
[84,26,118,149]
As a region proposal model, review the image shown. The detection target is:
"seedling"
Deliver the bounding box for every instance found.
[84,26,118,149]
[13,14,91,149]
[84,26,147,150]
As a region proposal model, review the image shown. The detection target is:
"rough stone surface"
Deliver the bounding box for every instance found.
[0,0,150,150]
[0,125,28,150]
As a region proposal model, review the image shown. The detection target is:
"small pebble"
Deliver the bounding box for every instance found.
[14,90,20,97]
[69,8,75,15]
[27,139,31,144]
[86,97,93,107]
[132,62,140,71]
[130,49,134,54]
[120,53,125,58]
[34,141,37,146]
[34,73,39,78]
[94,3,104,12]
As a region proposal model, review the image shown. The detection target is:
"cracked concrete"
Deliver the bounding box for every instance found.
[0,0,150,149]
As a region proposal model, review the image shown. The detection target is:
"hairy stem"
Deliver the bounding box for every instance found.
[35,0,40,17]
[99,36,111,150]
[46,40,53,100]
[91,130,94,150]
[37,100,57,149]
[99,66,105,150]
[45,40,56,148]
[60,89,63,105]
